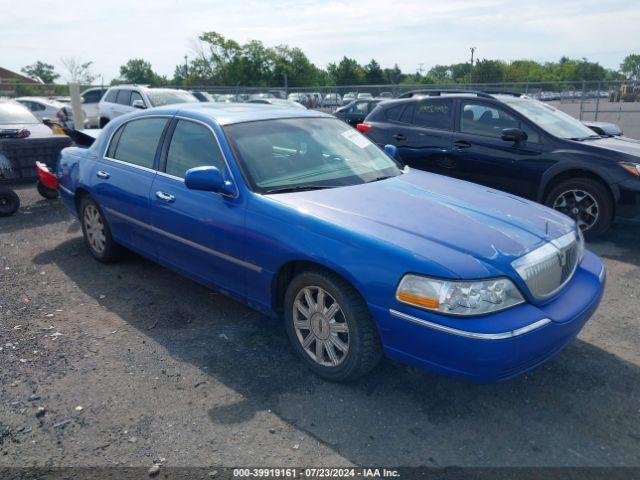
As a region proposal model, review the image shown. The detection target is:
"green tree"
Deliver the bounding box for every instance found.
[472,59,506,83]
[384,64,404,84]
[21,61,59,84]
[327,57,365,85]
[364,59,385,84]
[119,58,162,84]
[620,54,640,80]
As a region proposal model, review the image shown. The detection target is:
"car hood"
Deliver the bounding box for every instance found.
[269,169,575,276]
[579,135,640,157]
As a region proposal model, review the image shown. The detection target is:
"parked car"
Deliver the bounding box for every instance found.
[191,91,216,102]
[334,99,383,126]
[55,103,605,383]
[341,92,357,105]
[215,94,238,103]
[98,86,198,127]
[379,92,394,99]
[357,93,373,100]
[583,120,623,137]
[80,87,107,127]
[0,100,71,195]
[246,98,307,109]
[14,96,78,130]
[248,93,275,101]
[287,93,305,104]
[360,90,640,238]
[323,93,342,107]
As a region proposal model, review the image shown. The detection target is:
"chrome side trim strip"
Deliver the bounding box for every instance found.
[389,309,551,340]
[598,265,606,282]
[58,184,73,196]
[104,207,262,273]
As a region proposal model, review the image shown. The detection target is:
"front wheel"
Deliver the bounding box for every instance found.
[0,187,20,217]
[284,269,382,382]
[545,178,613,239]
[80,196,122,263]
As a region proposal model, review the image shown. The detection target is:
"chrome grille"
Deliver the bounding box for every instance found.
[512,231,583,300]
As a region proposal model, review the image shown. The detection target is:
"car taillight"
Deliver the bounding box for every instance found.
[356,123,371,133]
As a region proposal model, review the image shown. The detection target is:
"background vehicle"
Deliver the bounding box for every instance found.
[357,93,373,100]
[0,100,71,196]
[246,98,307,109]
[583,120,623,137]
[191,91,215,102]
[80,87,107,127]
[98,86,198,127]
[334,99,383,126]
[610,82,640,102]
[379,92,394,99]
[287,92,305,104]
[341,92,356,105]
[14,96,78,130]
[360,90,640,238]
[323,93,342,107]
[54,103,604,383]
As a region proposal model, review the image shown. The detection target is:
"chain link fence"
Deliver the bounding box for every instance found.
[2,80,639,138]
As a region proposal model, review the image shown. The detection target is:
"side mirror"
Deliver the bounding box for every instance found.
[384,144,398,159]
[184,166,235,196]
[501,128,527,143]
[132,99,146,109]
[42,117,52,127]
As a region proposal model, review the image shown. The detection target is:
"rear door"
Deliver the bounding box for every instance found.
[91,116,169,258]
[149,118,247,297]
[452,100,545,197]
[388,98,457,176]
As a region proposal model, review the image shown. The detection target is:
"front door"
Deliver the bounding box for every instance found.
[149,118,247,298]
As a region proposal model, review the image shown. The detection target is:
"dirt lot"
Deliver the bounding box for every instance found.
[1,185,639,469]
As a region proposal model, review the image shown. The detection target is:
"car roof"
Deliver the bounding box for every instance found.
[15,96,64,106]
[154,102,332,126]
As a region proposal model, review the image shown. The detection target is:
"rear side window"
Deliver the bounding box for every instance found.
[115,89,131,106]
[104,89,117,103]
[165,120,225,178]
[109,118,167,169]
[413,99,453,130]
[399,104,415,123]
[384,105,404,121]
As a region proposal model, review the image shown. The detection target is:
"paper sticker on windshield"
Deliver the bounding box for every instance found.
[342,129,372,149]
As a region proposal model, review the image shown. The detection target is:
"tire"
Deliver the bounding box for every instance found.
[79,196,122,263]
[284,269,382,382]
[37,181,59,199]
[0,187,20,217]
[545,178,613,239]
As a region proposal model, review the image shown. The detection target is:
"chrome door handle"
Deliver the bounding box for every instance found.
[96,170,110,179]
[155,191,175,203]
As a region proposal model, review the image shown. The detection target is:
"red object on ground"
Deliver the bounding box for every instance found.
[36,161,58,189]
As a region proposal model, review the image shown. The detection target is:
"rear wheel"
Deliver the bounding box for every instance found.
[545,178,613,239]
[80,196,121,262]
[0,187,20,217]
[284,269,382,382]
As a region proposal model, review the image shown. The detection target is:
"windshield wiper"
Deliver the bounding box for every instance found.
[263,184,341,194]
[367,174,396,183]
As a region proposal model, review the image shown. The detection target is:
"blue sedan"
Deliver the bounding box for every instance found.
[56,103,606,382]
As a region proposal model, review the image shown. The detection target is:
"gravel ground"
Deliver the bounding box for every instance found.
[1,185,639,469]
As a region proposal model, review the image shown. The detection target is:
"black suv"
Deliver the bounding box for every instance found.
[360,90,640,238]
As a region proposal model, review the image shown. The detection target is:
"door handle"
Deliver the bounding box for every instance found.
[155,191,175,203]
[453,140,472,149]
[392,133,406,141]
[96,170,110,179]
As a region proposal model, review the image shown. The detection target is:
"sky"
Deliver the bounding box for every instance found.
[1,0,639,84]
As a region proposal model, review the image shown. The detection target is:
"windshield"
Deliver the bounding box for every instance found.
[146,89,198,107]
[0,103,39,124]
[500,97,597,139]
[224,118,402,193]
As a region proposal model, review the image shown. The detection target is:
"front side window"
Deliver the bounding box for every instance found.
[165,120,225,178]
[413,99,453,130]
[461,103,519,138]
[130,91,144,107]
[224,117,402,193]
[109,118,167,169]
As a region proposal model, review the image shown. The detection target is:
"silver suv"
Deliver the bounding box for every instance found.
[98,86,197,127]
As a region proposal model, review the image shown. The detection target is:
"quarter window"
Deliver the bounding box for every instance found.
[110,118,167,169]
[165,120,225,178]
[412,100,453,130]
[385,105,403,121]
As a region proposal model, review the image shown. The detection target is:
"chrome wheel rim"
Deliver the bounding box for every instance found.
[83,204,106,254]
[552,189,599,231]
[293,286,350,367]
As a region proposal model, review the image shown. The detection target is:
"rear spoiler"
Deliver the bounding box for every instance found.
[68,128,102,147]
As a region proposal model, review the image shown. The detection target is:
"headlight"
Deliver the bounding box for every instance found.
[396,275,524,316]
[619,162,640,177]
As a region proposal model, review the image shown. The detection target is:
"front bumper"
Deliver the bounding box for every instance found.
[615,178,640,225]
[370,250,605,383]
